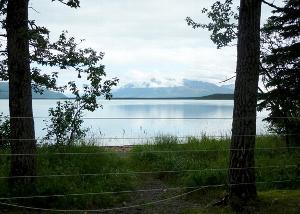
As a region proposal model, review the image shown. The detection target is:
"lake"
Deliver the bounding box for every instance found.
[0,99,269,146]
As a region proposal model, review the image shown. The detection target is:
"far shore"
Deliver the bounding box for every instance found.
[0,94,234,100]
[111,94,234,100]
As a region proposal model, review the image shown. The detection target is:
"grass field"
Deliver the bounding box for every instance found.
[0,135,299,213]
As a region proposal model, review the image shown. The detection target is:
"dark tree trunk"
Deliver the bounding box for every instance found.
[7,0,36,188]
[228,0,262,209]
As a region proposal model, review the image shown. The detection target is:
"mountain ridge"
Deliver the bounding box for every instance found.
[113,79,234,98]
[0,82,67,99]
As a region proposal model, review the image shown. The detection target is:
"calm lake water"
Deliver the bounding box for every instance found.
[0,99,269,146]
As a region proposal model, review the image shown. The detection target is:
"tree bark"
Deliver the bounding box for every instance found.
[7,0,36,189]
[228,0,262,209]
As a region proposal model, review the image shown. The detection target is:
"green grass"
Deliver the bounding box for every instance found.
[0,135,299,211]
[130,136,300,189]
[0,144,136,209]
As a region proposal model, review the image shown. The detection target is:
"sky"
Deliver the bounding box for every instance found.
[29,0,281,88]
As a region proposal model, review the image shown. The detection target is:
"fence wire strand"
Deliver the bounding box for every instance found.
[0,180,299,212]
[1,132,299,142]
[2,116,300,119]
[0,187,204,212]
[0,146,299,156]
[0,165,297,180]
[0,115,299,211]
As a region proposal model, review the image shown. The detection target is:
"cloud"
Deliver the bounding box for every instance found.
[29,0,278,87]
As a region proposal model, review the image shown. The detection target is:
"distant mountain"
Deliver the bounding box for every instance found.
[220,84,235,91]
[113,79,234,98]
[0,82,67,99]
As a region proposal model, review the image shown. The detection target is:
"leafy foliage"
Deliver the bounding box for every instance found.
[44,78,118,145]
[0,113,9,148]
[188,0,299,143]
[186,0,238,48]
[0,0,119,144]
[52,0,80,8]
[43,101,88,145]
[258,0,300,143]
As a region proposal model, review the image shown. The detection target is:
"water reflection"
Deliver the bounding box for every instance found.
[0,99,269,146]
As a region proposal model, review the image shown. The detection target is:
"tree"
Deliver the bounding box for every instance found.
[187,0,300,207]
[187,0,262,209]
[228,0,262,208]
[186,0,238,49]
[187,0,300,147]
[44,79,117,146]
[0,0,118,189]
[44,100,89,146]
[6,0,37,189]
[258,0,300,147]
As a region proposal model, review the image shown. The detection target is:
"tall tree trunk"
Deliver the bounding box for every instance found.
[228,0,262,209]
[7,0,36,189]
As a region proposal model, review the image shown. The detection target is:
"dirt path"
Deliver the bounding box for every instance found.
[0,177,203,214]
[107,177,201,214]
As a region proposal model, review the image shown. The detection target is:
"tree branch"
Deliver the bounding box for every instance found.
[262,0,282,10]
[258,86,265,94]
[29,7,40,14]
[53,0,80,8]
[219,75,236,83]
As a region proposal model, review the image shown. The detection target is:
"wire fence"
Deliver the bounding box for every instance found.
[0,180,299,212]
[0,146,299,211]
[1,132,299,141]
[1,116,299,145]
[0,186,221,212]
[1,116,300,119]
[0,146,299,156]
[0,165,297,180]
[0,116,299,212]
[0,180,298,201]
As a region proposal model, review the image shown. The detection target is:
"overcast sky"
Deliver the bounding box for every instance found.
[29,0,280,88]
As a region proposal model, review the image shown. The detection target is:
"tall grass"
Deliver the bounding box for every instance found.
[0,135,299,210]
[0,144,136,209]
[130,135,300,190]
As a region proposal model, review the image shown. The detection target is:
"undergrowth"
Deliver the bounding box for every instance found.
[0,135,299,210]
[0,144,136,209]
[130,135,300,190]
